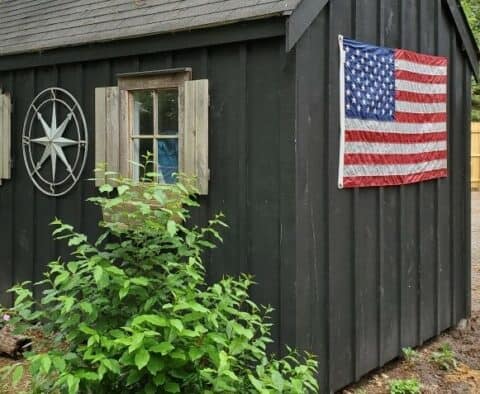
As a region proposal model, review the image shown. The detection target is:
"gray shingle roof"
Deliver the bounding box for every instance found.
[0,0,301,56]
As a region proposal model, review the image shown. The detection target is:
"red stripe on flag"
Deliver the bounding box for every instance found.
[344,150,447,165]
[395,112,447,123]
[396,90,447,103]
[395,49,448,66]
[345,130,447,143]
[342,169,448,188]
[396,70,447,84]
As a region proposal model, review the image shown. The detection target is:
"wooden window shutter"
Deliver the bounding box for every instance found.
[95,87,129,186]
[0,91,11,184]
[182,80,209,195]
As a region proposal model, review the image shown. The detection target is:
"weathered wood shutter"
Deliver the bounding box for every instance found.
[0,92,11,185]
[183,79,209,195]
[95,87,129,186]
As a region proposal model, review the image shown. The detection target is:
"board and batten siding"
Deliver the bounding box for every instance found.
[0,32,296,357]
[295,0,471,392]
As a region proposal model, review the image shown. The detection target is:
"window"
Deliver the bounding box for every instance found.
[95,69,209,194]
[131,89,179,183]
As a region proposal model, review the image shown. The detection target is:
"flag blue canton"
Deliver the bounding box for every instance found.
[344,38,396,121]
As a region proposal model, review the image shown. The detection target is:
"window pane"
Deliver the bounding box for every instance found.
[157,139,178,184]
[132,139,153,180]
[132,91,153,135]
[158,90,178,135]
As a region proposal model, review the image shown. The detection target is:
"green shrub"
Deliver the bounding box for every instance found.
[431,343,457,371]
[1,172,318,393]
[389,378,421,394]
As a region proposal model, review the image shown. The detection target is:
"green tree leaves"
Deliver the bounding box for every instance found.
[3,173,318,393]
[461,0,480,120]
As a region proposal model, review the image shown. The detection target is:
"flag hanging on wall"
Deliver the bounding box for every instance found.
[338,36,448,189]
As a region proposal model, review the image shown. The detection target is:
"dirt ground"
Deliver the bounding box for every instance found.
[342,192,480,394]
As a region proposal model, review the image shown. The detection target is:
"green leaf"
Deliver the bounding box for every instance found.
[135,348,150,370]
[94,266,105,285]
[133,314,168,327]
[153,189,166,203]
[126,369,143,386]
[99,184,114,193]
[271,370,285,391]
[76,370,99,381]
[167,220,177,237]
[54,271,70,287]
[11,366,23,386]
[153,373,166,386]
[66,374,80,394]
[147,355,165,375]
[188,348,204,361]
[67,262,79,273]
[131,277,150,286]
[119,287,129,300]
[62,296,75,313]
[170,350,186,360]
[53,357,66,372]
[117,185,130,196]
[128,333,145,353]
[208,333,227,346]
[150,342,174,355]
[169,319,184,332]
[40,355,52,374]
[79,302,93,315]
[165,381,181,393]
[248,374,264,391]
[103,359,121,374]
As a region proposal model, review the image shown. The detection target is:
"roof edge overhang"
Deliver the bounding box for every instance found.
[0,17,286,73]
[286,0,328,52]
[287,0,480,80]
[445,0,480,80]
[0,12,288,59]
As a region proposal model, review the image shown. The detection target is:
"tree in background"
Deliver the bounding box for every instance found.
[462,0,480,120]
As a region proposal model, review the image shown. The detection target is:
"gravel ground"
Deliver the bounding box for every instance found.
[343,192,480,394]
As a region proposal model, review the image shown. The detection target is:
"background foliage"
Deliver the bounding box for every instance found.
[462,0,480,120]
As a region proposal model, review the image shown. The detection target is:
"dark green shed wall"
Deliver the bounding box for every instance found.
[0,20,297,356]
[295,0,471,392]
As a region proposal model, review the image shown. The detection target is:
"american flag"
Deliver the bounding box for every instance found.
[338,36,448,188]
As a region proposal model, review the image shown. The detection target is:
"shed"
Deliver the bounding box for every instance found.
[0,0,477,392]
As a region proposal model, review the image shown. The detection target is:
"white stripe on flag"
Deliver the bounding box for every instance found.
[345,118,446,133]
[395,59,447,76]
[396,101,446,114]
[344,140,447,154]
[343,159,447,177]
[396,79,447,94]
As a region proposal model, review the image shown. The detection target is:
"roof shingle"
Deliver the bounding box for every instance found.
[0,0,301,56]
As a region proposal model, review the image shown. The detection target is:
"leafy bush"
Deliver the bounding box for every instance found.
[1,172,318,393]
[389,378,421,394]
[431,343,457,371]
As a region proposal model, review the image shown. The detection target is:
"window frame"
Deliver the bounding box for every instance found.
[118,68,192,182]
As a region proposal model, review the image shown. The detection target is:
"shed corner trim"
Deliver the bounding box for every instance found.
[446,0,480,80]
[286,0,329,52]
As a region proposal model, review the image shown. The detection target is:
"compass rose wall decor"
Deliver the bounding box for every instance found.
[22,88,88,197]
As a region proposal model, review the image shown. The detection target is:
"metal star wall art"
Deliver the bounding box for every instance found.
[22,88,88,196]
